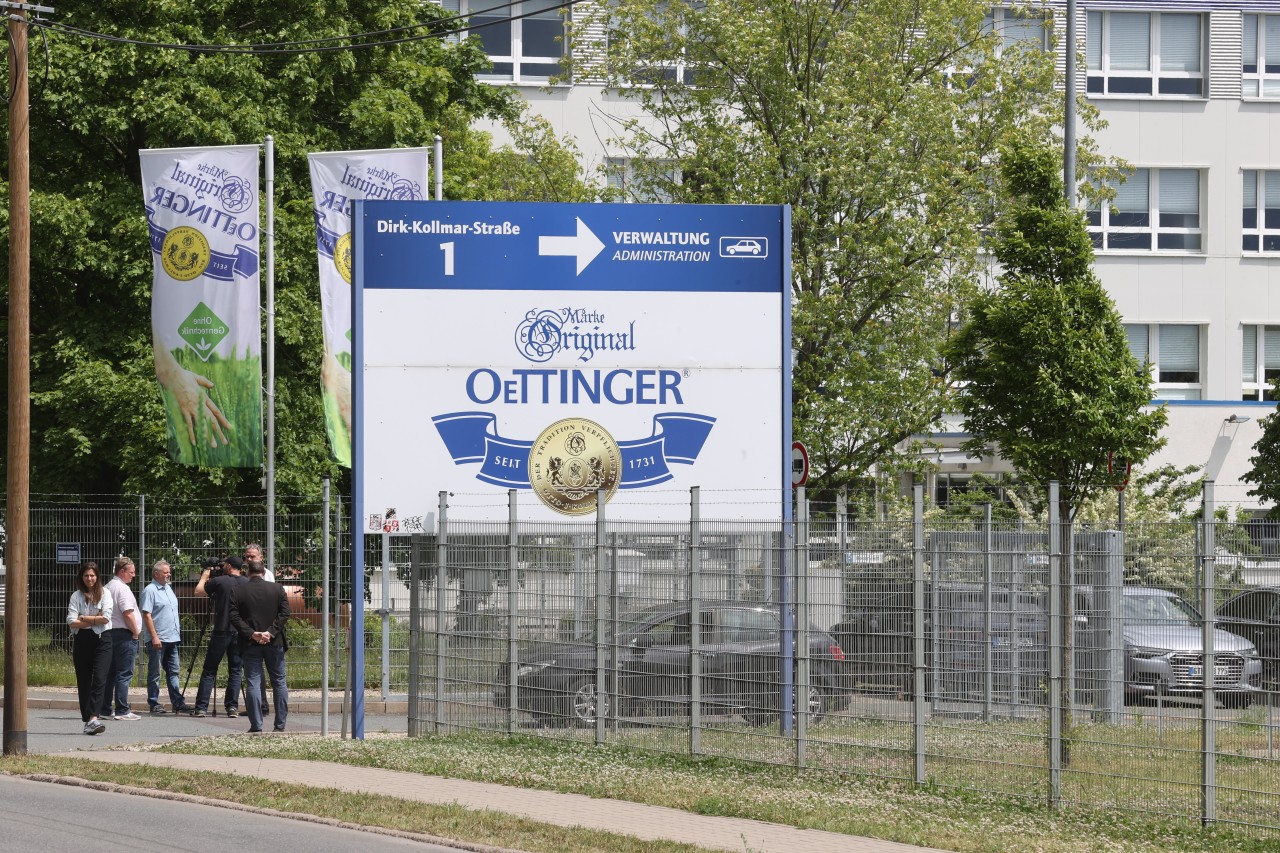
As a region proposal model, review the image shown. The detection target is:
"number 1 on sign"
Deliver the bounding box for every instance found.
[440,241,455,276]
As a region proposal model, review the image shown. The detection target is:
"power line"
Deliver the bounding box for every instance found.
[33,1,584,57]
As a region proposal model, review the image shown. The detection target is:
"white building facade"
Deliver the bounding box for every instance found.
[455,0,1280,508]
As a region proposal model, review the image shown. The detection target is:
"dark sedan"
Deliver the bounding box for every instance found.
[1217,586,1280,691]
[494,600,849,728]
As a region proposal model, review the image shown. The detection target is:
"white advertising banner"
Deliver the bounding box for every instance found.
[354,200,790,528]
[141,145,263,467]
[309,149,429,466]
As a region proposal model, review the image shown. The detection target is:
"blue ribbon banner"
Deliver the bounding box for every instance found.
[146,207,260,281]
[315,217,341,260]
[432,412,716,489]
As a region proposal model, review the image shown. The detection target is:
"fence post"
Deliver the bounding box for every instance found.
[381,533,391,701]
[610,530,620,736]
[983,502,993,722]
[1048,481,1063,810]
[913,481,926,785]
[595,490,607,746]
[138,494,146,570]
[408,533,422,738]
[689,486,702,757]
[322,477,330,737]
[435,491,449,732]
[796,486,809,770]
[1201,480,1217,825]
[508,489,519,736]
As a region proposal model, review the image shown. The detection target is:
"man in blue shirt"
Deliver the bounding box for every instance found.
[139,560,191,714]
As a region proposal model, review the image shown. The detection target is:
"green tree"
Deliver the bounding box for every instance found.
[1244,381,1280,513]
[946,133,1164,764]
[574,0,1092,489]
[946,137,1166,518]
[1,2,596,501]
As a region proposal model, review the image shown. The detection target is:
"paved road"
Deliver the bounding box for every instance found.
[0,775,471,852]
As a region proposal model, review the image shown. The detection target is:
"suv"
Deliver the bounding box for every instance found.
[1122,587,1262,706]
[494,600,848,728]
[1217,586,1280,690]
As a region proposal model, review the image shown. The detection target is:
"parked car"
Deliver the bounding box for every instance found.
[494,600,849,728]
[1122,587,1262,706]
[830,585,1048,700]
[1216,586,1280,690]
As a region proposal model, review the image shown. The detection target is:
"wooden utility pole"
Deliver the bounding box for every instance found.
[3,1,52,757]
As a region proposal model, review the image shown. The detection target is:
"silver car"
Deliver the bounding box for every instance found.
[1123,587,1263,706]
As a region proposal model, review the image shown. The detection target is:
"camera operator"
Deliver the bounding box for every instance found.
[189,555,248,717]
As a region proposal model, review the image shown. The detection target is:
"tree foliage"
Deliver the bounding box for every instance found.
[945,135,1166,521]
[0,2,598,500]
[574,0,1087,488]
[1244,380,1280,513]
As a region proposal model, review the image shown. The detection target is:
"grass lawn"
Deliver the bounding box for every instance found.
[130,730,1279,853]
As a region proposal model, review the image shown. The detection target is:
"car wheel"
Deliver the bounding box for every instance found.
[741,684,827,727]
[727,247,737,255]
[564,678,608,727]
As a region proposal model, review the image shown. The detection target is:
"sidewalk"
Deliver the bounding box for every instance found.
[56,750,953,853]
[3,685,407,715]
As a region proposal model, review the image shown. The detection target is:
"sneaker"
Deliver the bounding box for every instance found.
[83,720,96,735]
[92,720,106,735]
[149,706,169,715]
[224,708,239,718]
[114,712,141,721]
[188,708,206,717]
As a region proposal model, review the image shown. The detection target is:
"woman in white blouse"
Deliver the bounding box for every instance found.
[66,561,114,735]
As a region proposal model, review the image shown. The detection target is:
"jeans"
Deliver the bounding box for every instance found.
[100,629,137,717]
[73,629,112,723]
[242,642,288,732]
[146,640,185,710]
[194,629,242,713]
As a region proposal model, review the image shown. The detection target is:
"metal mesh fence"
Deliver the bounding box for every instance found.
[2,487,1278,834]
[403,487,1280,837]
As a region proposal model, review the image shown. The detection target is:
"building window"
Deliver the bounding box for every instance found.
[447,0,567,83]
[983,7,1048,54]
[1126,323,1201,400]
[607,1,700,86]
[1087,169,1201,252]
[1243,14,1280,98]
[1087,11,1203,96]
[605,157,676,202]
[1243,170,1280,252]
[1242,325,1280,401]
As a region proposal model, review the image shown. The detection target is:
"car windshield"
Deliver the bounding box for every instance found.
[563,602,678,642]
[1122,593,1201,625]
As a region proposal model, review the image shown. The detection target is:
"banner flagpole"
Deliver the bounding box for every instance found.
[266,134,276,573]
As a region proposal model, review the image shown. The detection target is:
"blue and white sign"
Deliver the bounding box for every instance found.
[354,201,790,526]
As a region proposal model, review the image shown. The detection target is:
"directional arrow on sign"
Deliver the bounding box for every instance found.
[538,216,605,275]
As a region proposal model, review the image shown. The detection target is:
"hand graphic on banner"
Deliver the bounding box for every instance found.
[154,336,231,448]
[321,345,352,439]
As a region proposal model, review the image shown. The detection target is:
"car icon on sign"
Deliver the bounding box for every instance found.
[719,237,768,258]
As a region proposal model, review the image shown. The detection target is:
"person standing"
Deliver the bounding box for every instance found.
[242,542,272,713]
[100,556,142,721]
[140,559,191,714]
[243,542,275,582]
[67,562,114,735]
[190,555,248,717]
[229,559,290,733]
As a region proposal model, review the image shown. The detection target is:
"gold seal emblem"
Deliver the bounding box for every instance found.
[160,225,211,281]
[528,418,622,516]
[334,232,353,284]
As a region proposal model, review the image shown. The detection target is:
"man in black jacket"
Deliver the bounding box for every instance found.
[228,560,290,733]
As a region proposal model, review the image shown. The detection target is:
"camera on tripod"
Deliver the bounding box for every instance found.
[202,556,226,578]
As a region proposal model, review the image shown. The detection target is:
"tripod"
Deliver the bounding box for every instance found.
[181,600,234,717]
